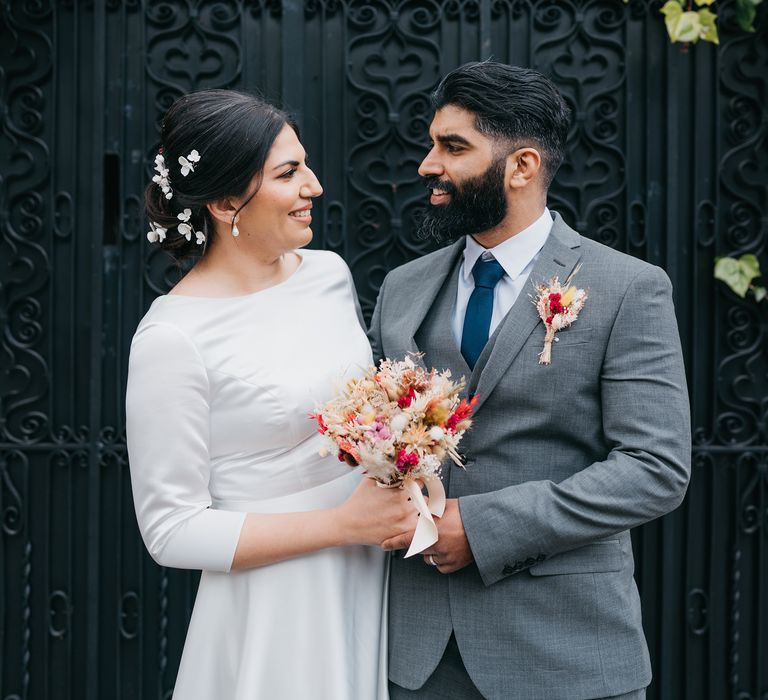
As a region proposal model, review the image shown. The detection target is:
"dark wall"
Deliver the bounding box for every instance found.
[0,1,766,699]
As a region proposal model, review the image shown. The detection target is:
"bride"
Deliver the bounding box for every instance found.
[126,89,413,699]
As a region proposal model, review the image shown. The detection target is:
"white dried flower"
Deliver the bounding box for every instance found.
[429,426,444,441]
[390,413,408,433]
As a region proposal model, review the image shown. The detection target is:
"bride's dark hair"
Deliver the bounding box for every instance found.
[145,90,297,263]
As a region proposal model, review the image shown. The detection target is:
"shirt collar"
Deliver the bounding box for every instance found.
[462,208,553,283]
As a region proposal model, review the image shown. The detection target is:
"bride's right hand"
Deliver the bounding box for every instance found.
[335,477,418,547]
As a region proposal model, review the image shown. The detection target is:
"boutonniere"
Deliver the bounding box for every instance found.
[533,266,588,365]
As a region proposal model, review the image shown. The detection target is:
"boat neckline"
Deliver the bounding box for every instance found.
[161,252,306,301]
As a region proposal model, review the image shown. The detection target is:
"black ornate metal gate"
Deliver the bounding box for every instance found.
[1,1,766,698]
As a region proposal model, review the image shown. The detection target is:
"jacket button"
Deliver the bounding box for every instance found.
[502,564,514,575]
[536,553,546,562]
[525,557,536,567]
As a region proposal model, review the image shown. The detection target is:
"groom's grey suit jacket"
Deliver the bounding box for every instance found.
[368,213,691,700]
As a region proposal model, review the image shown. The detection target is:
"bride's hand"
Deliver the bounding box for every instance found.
[335,477,417,547]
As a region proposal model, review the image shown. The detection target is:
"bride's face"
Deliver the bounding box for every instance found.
[236,125,322,254]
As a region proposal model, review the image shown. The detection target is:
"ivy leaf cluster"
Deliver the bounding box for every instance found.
[714,254,766,302]
[656,0,763,45]
[661,0,719,43]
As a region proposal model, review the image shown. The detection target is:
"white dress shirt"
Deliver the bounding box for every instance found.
[452,208,553,349]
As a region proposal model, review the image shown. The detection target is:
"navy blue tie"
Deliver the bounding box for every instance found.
[461,256,506,370]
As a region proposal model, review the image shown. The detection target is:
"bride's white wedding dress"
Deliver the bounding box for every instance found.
[126,249,388,699]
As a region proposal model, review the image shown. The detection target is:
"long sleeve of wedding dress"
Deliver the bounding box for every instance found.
[126,321,246,571]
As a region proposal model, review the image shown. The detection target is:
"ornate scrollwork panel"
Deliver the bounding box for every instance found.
[712,2,768,449]
[2,2,767,699]
[0,5,53,446]
[343,1,443,316]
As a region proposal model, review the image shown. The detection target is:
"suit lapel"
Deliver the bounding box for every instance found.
[469,214,582,413]
[401,238,465,363]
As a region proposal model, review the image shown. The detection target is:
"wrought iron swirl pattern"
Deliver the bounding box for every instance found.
[0,1,766,699]
[0,4,53,447]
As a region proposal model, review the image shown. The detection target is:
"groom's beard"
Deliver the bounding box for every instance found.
[416,158,508,244]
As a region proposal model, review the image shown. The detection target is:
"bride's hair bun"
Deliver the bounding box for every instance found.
[145,90,296,263]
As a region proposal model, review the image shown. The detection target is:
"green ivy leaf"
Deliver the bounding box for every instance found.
[714,257,751,297]
[695,0,716,6]
[734,0,763,32]
[667,9,704,42]
[754,286,767,303]
[661,0,684,21]
[739,253,761,280]
[698,7,720,43]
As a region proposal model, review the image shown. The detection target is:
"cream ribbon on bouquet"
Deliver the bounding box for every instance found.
[402,477,446,558]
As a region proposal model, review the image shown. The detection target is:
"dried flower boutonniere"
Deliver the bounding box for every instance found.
[533,266,588,365]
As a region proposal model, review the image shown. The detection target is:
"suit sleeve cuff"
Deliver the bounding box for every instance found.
[459,490,548,587]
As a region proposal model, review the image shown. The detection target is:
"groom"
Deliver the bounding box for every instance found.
[368,62,691,700]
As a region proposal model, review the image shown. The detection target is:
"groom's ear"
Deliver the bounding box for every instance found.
[506,147,541,190]
[207,197,239,226]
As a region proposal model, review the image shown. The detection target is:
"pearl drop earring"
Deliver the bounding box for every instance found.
[231,215,240,238]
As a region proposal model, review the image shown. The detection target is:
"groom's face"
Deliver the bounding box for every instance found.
[417,105,509,243]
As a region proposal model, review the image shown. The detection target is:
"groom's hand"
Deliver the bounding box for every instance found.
[382,499,474,574]
[423,499,474,573]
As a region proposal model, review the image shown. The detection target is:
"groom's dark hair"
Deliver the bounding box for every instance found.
[430,61,570,189]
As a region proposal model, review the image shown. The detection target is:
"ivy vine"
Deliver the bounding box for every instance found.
[625,0,765,45]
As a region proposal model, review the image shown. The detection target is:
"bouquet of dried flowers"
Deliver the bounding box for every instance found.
[310,355,476,556]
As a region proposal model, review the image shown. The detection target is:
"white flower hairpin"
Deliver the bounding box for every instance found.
[178,150,200,176]
[177,208,193,240]
[152,153,173,199]
[176,208,206,245]
[146,222,167,243]
[146,149,206,245]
